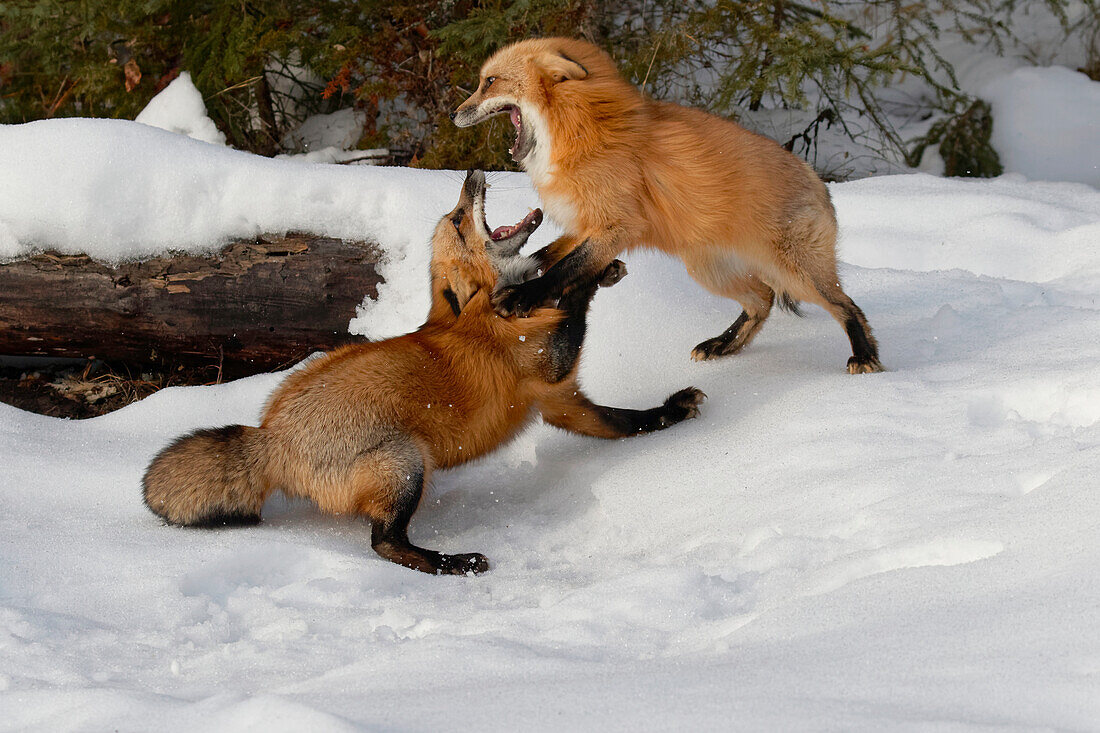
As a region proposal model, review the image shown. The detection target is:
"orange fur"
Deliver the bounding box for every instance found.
[454,38,883,374]
[142,171,705,575]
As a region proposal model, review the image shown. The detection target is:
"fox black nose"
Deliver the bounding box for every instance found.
[449,110,457,121]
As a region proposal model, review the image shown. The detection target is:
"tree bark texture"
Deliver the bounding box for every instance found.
[0,234,383,376]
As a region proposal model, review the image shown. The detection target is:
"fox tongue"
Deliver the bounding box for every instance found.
[490,209,541,241]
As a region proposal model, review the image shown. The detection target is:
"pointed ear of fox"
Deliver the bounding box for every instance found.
[539,51,588,83]
[444,267,481,312]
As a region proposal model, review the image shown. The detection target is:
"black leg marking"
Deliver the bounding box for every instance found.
[540,283,597,383]
[845,313,875,361]
[537,260,627,383]
[492,239,599,317]
[544,387,706,438]
[691,312,751,361]
[531,243,557,271]
[370,466,489,575]
[843,309,884,374]
[812,281,883,374]
[540,260,628,382]
[599,387,706,434]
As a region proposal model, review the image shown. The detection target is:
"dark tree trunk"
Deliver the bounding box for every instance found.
[253,74,281,156]
[0,234,384,378]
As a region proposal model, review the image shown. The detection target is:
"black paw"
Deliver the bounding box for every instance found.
[691,336,736,362]
[847,356,885,374]
[492,282,540,317]
[598,260,628,288]
[438,552,491,575]
[657,387,706,427]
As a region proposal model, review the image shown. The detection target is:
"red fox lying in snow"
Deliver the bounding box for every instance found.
[143,171,705,575]
[452,37,883,374]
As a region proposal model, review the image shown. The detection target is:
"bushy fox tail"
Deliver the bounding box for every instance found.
[142,425,272,528]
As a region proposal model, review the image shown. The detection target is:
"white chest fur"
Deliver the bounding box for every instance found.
[520,105,553,187]
[520,106,580,232]
[539,189,579,231]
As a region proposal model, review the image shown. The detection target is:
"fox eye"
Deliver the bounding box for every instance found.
[451,210,464,230]
[484,76,496,89]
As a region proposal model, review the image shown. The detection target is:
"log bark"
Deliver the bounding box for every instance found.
[0,234,383,377]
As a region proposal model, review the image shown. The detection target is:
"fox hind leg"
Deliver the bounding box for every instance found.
[765,241,883,373]
[689,272,776,362]
[682,231,882,372]
[775,209,883,374]
[804,281,883,374]
[350,437,489,575]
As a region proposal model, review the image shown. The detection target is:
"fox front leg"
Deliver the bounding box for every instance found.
[539,384,707,439]
[493,232,626,317]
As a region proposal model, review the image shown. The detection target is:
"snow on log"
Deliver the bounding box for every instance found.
[0,234,382,375]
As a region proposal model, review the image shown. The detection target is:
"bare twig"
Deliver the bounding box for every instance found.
[641,37,663,91]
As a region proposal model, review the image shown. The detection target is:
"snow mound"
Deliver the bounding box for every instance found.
[983,66,1100,188]
[0,119,541,337]
[834,173,1100,282]
[2,160,1100,729]
[281,107,365,152]
[135,72,226,146]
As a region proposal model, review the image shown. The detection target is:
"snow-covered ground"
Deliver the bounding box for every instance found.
[2,113,1100,729]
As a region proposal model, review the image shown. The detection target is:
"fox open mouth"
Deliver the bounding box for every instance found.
[493,105,534,164]
[487,207,542,242]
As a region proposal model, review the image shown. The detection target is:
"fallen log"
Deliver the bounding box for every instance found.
[0,234,383,377]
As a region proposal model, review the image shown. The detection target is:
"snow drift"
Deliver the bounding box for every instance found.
[2,117,1100,729]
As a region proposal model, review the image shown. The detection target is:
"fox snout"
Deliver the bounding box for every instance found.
[461,168,486,202]
[451,98,483,128]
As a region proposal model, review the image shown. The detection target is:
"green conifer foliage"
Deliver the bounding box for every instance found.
[1,1,1094,175]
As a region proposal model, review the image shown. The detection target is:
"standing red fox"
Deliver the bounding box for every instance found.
[143,171,705,575]
[452,38,883,374]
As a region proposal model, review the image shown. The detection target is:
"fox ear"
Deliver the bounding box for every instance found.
[446,266,480,312]
[539,51,588,83]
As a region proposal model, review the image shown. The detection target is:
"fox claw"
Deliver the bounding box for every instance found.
[662,387,706,423]
[691,337,739,361]
[439,552,490,575]
[847,356,885,374]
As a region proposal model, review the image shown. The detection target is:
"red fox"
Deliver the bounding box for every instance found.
[143,171,706,575]
[452,38,883,374]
